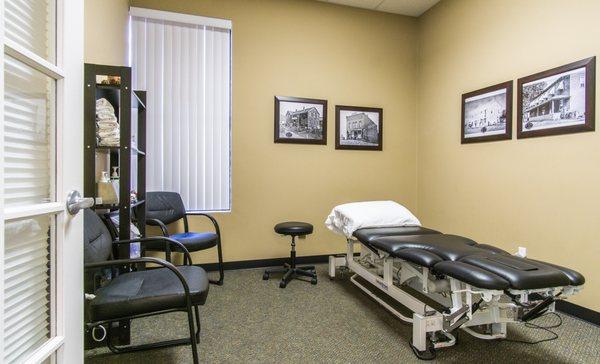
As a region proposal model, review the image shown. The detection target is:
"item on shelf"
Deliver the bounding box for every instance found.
[97,179,119,205]
[130,190,138,203]
[96,98,120,146]
[100,171,110,183]
[111,167,119,179]
[96,75,121,86]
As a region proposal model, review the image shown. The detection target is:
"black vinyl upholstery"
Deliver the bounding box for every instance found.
[146,191,187,225]
[274,222,314,236]
[89,265,209,321]
[354,226,585,290]
[84,209,114,263]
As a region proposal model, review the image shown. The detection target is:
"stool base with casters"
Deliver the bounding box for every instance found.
[264,222,317,288]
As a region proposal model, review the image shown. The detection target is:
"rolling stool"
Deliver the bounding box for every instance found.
[263,222,317,288]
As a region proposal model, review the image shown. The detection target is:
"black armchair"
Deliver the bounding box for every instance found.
[84,209,209,363]
[144,191,224,285]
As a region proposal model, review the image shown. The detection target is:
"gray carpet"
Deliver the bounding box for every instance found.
[86,265,600,363]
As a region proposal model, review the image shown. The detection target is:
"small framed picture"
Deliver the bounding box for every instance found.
[517,57,595,139]
[461,81,513,144]
[274,96,327,144]
[335,105,383,151]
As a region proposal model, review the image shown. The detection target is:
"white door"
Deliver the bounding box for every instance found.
[0,0,84,363]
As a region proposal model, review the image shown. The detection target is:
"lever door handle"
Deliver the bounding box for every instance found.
[66,190,95,215]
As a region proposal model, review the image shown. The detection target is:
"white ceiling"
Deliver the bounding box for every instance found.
[317,0,440,17]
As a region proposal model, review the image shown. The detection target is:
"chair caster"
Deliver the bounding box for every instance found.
[279,281,287,288]
[311,278,318,285]
[263,273,269,280]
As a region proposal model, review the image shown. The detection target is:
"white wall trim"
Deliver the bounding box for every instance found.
[129,6,232,29]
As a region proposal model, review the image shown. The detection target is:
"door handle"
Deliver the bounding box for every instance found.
[66,190,95,215]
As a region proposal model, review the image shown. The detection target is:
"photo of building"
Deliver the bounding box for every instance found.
[338,111,380,146]
[463,89,507,138]
[522,68,587,130]
[278,101,324,140]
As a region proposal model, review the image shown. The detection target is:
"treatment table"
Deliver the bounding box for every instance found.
[328,225,585,359]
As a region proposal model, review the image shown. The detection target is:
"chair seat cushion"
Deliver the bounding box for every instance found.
[170,232,218,251]
[89,265,209,321]
[274,222,313,236]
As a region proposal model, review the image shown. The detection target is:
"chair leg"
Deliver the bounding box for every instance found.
[186,305,199,364]
[209,239,224,286]
[194,305,201,343]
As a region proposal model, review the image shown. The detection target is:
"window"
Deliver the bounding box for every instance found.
[130,7,231,211]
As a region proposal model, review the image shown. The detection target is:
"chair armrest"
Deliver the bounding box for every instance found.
[115,237,193,265]
[145,218,170,237]
[84,257,191,300]
[186,212,221,236]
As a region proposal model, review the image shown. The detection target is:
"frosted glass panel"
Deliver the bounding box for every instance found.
[3,216,52,364]
[3,56,56,207]
[5,0,56,63]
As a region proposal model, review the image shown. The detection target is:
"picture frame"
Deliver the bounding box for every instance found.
[274,96,327,145]
[461,81,513,144]
[517,57,595,139]
[335,105,383,151]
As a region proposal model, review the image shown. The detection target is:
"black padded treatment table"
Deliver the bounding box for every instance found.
[328,225,586,360]
[354,227,584,291]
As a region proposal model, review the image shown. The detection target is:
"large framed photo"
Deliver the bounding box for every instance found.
[274,96,327,144]
[335,105,383,151]
[461,81,513,144]
[517,57,596,139]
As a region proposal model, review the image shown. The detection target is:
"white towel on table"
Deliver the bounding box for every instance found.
[325,200,421,238]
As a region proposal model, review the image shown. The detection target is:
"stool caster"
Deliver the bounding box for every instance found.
[279,281,287,288]
[262,273,269,280]
[311,278,318,285]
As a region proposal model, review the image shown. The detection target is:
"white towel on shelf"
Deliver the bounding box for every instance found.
[98,137,120,146]
[97,129,120,138]
[96,98,115,114]
[325,200,421,238]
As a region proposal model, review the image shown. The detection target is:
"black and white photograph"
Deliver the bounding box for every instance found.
[517,57,595,138]
[274,96,327,144]
[461,81,512,144]
[335,105,383,150]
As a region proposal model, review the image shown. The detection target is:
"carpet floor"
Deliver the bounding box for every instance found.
[85,264,600,363]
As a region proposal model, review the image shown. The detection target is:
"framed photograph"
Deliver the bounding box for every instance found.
[461,81,513,144]
[335,105,383,151]
[274,96,327,144]
[517,57,595,139]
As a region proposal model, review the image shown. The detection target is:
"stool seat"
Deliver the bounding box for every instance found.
[274,221,313,236]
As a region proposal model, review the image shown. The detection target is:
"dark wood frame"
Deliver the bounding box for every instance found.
[517,57,596,139]
[84,64,147,349]
[335,105,383,151]
[274,96,327,145]
[461,81,513,144]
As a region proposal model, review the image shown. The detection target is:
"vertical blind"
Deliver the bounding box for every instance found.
[131,11,231,211]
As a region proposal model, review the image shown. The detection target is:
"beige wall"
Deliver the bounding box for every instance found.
[417,0,600,310]
[127,0,420,262]
[84,0,129,66]
[84,0,599,311]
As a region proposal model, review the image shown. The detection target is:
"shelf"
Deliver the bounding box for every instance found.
[131,199,145,208]
[96,83,121,90]
[95,200,145,210]
[96,145,120,151]
[132,90,146,109]
[132,146,146,156]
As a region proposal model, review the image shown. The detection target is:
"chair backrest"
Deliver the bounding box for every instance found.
[84,209,114,263]
[146,191,186,225]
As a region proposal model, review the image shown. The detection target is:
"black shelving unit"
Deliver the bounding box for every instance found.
[84,64,146,348]
[84,64,147,256]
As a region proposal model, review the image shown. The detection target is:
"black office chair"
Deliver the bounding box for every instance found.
[84,209,209,363]
[144,191,224,285]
